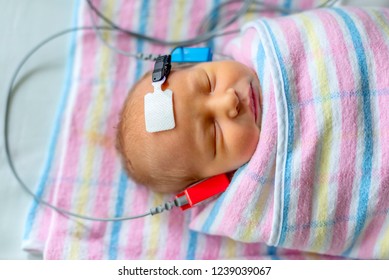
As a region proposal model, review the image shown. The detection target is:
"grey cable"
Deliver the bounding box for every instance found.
[197,0,294,35]
[3,26,178,222]
[5,0,340,222]
[198,0,341,35]
[87,0,339,58]
[85,0,254,47]
[88,4,239,60]
[5,0,256,222]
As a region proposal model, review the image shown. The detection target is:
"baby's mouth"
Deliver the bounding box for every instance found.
[249,83,258,122]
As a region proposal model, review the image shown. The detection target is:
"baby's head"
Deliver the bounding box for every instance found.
[116,60,261,193]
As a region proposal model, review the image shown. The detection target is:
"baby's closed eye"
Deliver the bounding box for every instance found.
[213,120,222,157]
[198,69,212,93]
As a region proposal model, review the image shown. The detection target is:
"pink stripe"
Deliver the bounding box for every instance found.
[311,10,358,256]
[86,0,137,260]
[187,0,207,39]
[257,79,277,242]
[262,0,282,18]
[348,9,389,259]
[280,247,306,260]
[201,236,222,259]
[239,28,256,68]
[221,1,244,44]
[274,15,317,249]
[300,0,315,10]
[163,210,186,259]
[123,186,149,259]
[46,0,101,259]
[216,140,274,237]
[243,243,262,258]
[123,0,172,259]
[259,191,275,241]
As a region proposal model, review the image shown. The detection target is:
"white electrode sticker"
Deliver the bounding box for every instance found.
[144,79,175,133]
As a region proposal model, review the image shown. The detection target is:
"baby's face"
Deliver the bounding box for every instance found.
[132,60,261,191]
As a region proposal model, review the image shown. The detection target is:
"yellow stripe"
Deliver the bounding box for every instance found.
[171,0,186,40]
[146,193,164,259]
[379,226,389,258]
[299,14,332,252]
[373,10,389,38]
[225,237,237,258]
[242,183,272,241]
[244,2,255,22]
[68,1,115,259]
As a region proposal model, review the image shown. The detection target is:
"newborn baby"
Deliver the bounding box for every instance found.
[116,61,262,193]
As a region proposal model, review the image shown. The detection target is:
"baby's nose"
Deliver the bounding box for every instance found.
[212,88,240,119]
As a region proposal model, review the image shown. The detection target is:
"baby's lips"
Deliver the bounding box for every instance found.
[249,83,258,122]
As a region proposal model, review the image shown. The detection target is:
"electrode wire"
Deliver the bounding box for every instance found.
[5,0,340,222]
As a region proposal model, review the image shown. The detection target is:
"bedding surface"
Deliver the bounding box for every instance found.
[21,0,336,260]
[190,7,389,259]
[2,0,389,260]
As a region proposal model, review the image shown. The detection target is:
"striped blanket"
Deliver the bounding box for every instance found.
[190,7,389,259]
[22,0,348,260]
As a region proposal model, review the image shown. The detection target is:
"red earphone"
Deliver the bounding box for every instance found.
[175,173,230,210]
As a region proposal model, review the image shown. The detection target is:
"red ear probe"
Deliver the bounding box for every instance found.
[175,173,230,210]
[150,173,230,215]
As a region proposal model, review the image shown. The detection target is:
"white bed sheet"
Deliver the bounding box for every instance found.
[0,0,73,259]
[0,0,388,260]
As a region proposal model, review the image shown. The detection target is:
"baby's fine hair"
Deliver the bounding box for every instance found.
[116,65,198,193]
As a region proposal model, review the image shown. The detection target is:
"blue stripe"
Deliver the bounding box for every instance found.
[23,0,81,240]
[201,166,246,233]
[207,0,221,50]
[201,191,227,233]
[267,246,279,260]
[262,21,294,246]
[333,8,373,256]
[283,0,292,11]
[282,0,292,15]
[108,0,150,259]
[186,230,198,259]
[256,43,265,83]
[108,171,128,259]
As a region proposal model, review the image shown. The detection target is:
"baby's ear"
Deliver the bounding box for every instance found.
[114,124,124,153]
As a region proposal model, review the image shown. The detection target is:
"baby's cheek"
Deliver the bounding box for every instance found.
[232,128,260,168]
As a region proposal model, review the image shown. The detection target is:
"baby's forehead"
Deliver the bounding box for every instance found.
[136,72,154,95]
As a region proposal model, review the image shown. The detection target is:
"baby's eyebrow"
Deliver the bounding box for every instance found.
[198,69,211,92]
[186,68,199,95]
[187,68,208,94]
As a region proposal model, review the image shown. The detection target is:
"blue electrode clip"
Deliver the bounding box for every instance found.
[145,48,212,133]
[171,47,213,63]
